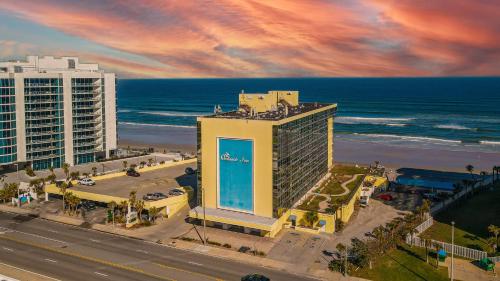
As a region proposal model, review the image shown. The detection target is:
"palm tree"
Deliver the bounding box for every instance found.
[488,224,499,249]
[148,158,153,166]
[480,171,488,186]
[70,171,80,181]
[336,243,347,276]
[122,161,128,171]
[466,164,474,179]
[91,166,97,176]
[303,211,319,228]
[149,206,159,223]
[135,200,145,223]
[62,163,70,180]
[108,201,117,227]
[129,190,137,207]
[59,182,68,213]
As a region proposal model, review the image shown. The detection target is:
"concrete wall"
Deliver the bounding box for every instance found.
[104,73,117,156]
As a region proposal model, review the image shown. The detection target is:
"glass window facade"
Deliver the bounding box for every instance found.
[24,78,65,169]
[72,78,104,165]
[272,108,335,217]
[0,78,17,164]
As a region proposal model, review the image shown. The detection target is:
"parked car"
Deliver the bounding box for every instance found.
[153,192,167,199]
[80,201,97,211]
[78,178,95,186]
[126,169,140,177]
[241,274,270,281]
[168,188,185,196]
[377,194,393,201]
[143,193,157,201]
[185,167,195,175]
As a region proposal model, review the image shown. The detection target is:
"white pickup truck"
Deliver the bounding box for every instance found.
[360,187,374,207]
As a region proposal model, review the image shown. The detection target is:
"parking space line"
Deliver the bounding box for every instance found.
[94,272,108,277]
[136,249,149,254]
[44,258,57,263]
[188,261,203,266]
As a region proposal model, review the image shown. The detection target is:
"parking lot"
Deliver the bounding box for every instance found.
[70,162,197,200]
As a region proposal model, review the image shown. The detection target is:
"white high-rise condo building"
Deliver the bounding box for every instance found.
[0,56,117,170]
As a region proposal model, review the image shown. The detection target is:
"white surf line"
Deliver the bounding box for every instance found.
[0,262,61,281]
[0,227,67,244]
[136,249,149,254]
[44,258,58,263]
[94,272,109,277]
[188,261,203,266]
[2,247,13,252]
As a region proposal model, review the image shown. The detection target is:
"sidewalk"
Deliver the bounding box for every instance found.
[445,257,498,281]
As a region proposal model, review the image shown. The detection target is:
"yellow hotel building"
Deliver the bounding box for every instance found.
[189,91,337,237]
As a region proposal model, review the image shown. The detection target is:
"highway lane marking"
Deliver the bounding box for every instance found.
[188,261,203,266]
[90,239,100,243]
[94,272,108,277]
[2,247,13,252]
[0,235,176,281]
[44,258,58,263]
[0,227,66,244]
[154,262,221,281]
[0,262,61,281]
[136,249,149,254]
[47,229,59,233]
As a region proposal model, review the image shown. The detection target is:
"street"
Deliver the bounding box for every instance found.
[0,211,317,281]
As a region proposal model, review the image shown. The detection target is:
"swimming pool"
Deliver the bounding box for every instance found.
[395,177,455,191]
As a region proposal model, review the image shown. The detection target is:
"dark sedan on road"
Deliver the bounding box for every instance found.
[126,169,140,177]
[241,274,270,281]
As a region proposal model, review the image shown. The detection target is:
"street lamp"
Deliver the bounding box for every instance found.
[451,221,455,281]
[15,163,20,207]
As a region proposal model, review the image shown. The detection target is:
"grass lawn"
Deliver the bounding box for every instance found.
[331,164,367,176]
[353,244,449,281]
[421,185,500,252]
[297,195,326,212]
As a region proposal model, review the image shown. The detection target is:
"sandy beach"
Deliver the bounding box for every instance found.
[117,125,500,173]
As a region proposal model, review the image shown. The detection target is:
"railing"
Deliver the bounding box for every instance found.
[415,216,433,234]
[490,256,500,263]
[406,235,488,260]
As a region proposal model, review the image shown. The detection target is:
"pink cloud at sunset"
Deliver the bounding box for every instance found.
[1,0,499,77]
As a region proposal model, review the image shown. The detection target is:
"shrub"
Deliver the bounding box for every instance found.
[222,243,232,248]
[180,237,196,242]
[25,167,36,177]
[207,240,221,246]
[238,246,251,253]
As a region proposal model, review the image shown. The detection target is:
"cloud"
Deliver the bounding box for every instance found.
[1,0,499,77]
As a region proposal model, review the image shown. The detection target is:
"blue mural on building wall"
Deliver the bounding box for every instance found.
[218,138,253,213]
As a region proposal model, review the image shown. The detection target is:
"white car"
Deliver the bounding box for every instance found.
[78,178,95,186]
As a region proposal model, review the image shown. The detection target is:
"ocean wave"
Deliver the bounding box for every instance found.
[336,116,414,125]
[352,133,462,144]
[386,123,407,127]
[117,109,132,113]
[138,111,206,117]
[480,141,500,146]
[434,124,474,131]
[118,122,196,129]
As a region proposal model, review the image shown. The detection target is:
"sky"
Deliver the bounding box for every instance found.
[1,0,499,78]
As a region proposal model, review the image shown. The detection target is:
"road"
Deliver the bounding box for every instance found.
[0,211,317,281]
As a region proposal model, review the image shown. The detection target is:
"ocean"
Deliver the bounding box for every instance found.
[116,77,500,153]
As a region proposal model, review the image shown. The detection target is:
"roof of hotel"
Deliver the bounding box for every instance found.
[202,102,336,121]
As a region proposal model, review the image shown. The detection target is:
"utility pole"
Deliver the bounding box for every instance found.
[451,221,455,281]
[202,186,207,245]
[16,163,20,207]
